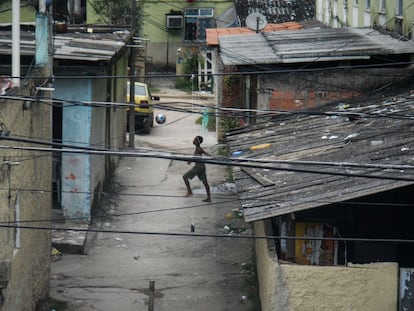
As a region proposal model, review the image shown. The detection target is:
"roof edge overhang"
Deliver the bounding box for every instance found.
[241,180,414,223]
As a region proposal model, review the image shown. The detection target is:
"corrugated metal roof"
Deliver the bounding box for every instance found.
[220,33,281,64]
[218,27,414,65]
[226,92,414,222]
[0,29,130,62]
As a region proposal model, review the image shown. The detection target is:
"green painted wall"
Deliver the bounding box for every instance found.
[0,2,36,23]
[141,0,233,67]
[86,0,110,24]
[140,0,233,43]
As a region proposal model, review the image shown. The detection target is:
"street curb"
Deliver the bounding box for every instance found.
[52,223,88,255]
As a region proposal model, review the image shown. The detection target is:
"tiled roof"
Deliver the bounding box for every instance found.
[206,22,301,46]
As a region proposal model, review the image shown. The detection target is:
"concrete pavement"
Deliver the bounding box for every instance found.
[49,101,256,310]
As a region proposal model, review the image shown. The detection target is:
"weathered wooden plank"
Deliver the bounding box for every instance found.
[241,167,275,187]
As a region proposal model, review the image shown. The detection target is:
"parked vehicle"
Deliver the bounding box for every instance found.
[126,81,160,134]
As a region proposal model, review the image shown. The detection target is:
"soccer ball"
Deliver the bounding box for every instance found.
[155,114,166,124]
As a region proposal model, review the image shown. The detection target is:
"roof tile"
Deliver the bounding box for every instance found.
[206,22,302,46]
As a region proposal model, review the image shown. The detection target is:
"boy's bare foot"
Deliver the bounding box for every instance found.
[202,198,211,203]
[185,192,193,197]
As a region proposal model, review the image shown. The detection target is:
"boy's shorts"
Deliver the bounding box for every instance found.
[184,163,207,182]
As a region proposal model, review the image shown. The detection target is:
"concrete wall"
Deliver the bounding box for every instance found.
[107,55,128,167]
[254,220,399,311]
[316,0,414,39]
[56,78,92,221]
[0,82,52,310]
[90,78,109,209]
[55,56,128,222]
[145,41,183,70]
[89,67,126,208]
[254,221,287,311]
[281,262,398,311]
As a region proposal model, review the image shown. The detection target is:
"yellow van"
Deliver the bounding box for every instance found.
[126,81,160,134]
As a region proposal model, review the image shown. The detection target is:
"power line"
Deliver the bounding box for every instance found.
[2,134,414,171]
[3,198,412,225]
[1,1,412,244]
[4,61,414,111]
[2,59,412,81]
[1,223,414,244]
[0,184,412,226]
[1,141,414,182]
[3,90,414,121]
[2,1,413,89]
[0,197,240,224]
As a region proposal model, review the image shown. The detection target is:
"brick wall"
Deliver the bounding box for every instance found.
[260,68,413,112]
[269,89,359,111]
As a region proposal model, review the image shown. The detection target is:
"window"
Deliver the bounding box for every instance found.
[134,85,147,96]
[184,8,214,41]
[56,0,87,24]
[396,0,403,16]
[126,83,148,96]
[379,0,386,12]
[365,0,371,10]
[354,0,358,5]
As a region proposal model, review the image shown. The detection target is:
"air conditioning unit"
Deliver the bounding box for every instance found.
[166,15,183,29]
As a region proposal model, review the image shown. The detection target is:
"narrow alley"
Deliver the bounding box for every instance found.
[49,103,256,311]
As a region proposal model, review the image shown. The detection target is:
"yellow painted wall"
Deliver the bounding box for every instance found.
[254,220,399,311]
[281,262,398,311]
[254,220,289,311]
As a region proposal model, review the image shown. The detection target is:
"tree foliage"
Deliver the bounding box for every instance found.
[90,0,142,25]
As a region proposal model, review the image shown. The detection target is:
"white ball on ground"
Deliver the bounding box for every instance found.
[155,114,166,124]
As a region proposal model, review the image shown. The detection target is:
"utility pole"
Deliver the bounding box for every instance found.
[12,0,20,87]
[148,280,155,311]
[128,0,137,148]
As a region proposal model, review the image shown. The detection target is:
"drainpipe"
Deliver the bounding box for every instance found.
[35,0,50,67]
[344,0,348,27]
[12,0,20,87]
[128,0,137,148]
[245,75,251,125]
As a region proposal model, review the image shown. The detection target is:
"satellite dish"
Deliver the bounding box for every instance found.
[245,13,267,33]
